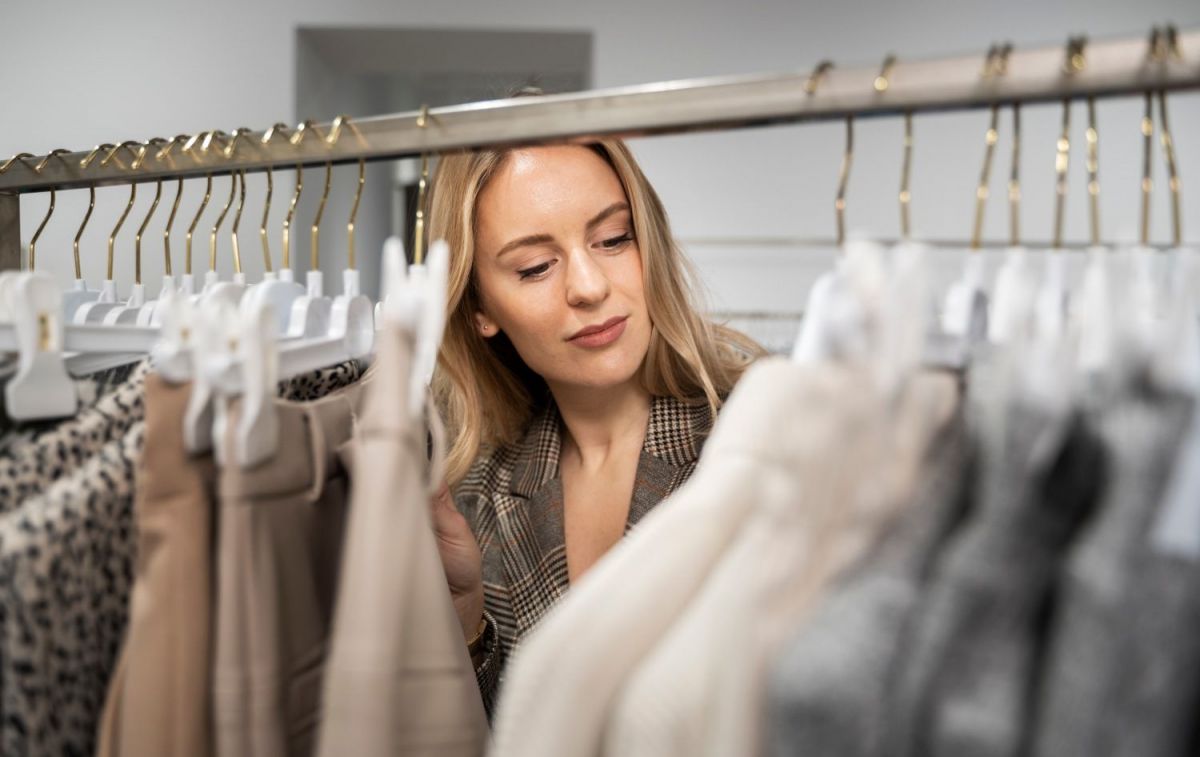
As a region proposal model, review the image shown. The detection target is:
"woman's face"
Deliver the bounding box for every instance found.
[472,145,651,394]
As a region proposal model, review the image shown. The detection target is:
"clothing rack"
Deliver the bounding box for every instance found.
[1,27,1198,269]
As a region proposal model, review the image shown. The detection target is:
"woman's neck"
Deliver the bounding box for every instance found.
[549,379,652,473]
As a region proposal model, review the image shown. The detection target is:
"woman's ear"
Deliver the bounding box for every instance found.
[474,311,500,338]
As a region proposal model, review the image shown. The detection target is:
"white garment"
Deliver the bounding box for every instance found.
[489,358,885,757]
[604,371,957,757]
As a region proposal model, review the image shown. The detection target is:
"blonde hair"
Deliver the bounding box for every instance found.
[430,136,765,486]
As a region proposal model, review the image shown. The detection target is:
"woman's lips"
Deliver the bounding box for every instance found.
[568,316,628,348]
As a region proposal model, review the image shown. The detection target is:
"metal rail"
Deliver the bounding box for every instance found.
[0,28,1196,194]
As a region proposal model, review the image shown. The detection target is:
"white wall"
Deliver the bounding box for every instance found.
[2,0,1199,323]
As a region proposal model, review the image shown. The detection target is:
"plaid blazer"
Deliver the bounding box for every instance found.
[453,393,717,717]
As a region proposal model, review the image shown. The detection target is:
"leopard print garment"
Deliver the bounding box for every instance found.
[0,361,150,513]
[0,359,366,755]
[0,359,366,513]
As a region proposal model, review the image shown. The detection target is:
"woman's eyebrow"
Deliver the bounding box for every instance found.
[495,202,630,259]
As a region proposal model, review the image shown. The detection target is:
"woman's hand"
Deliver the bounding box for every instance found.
[430,481,486,641]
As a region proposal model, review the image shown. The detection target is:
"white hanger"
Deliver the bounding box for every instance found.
[287,161,335,339]
[1071,245,1114,376]
[62,216,101,320]
[1,273,77,420]
[793,112,855,364]
[182,296,240,454]
[381,238,449,418]
[75,180,139,324]
[989,245,1034,344]
[238,159,305,336]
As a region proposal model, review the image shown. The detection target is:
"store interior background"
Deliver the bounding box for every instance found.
[3,0,1199,351]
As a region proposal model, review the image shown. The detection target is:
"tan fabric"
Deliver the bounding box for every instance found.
[211,377,369,757]
[96,374,217,757]
[316,324,488,757]
[490,358,867,757]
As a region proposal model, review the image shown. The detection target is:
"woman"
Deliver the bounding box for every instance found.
[427,124,764,714]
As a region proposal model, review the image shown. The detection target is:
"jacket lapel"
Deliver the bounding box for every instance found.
[491,394,716,635]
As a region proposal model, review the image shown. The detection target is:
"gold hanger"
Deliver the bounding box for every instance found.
[154,134,191,163]
[209,172,238,274]
[230,170,247,276]
[96,142,144,281]
[134,173,163,288]
[414,105,433,265]
[874,55,912,240]
[259,124,294,274]
[1156,25,1183,247]
[969,43,1012,252]
[290,120,329,273]
[27,149,70,270]
[1009,104,1021,246]
[101,140,149,171]
[107,183,137,283]
[1052,36,1085,251]
[327,115,368,271]
[74,184,97,282]
[0,153,34,175]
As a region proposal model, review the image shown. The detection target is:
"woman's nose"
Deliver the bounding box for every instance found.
[564,248,611,307]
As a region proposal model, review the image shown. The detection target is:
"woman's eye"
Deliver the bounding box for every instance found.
[601,233,634,250]
[518,261,553,280]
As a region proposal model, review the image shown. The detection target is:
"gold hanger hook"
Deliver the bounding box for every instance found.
[1009,104,1021,246]
[259,165,275,274]
[262,122,291,145]
[0,153,35,174]
[899,112,913,240]
[290,119,324,146]
[835,116,853,247]
[33,148,71,174]
[134,177,164,286]
[283,164,304,272]
[101,140,147,171]
[1158,88,1182,247]
[329,115,369,271]
[326,114,368,148]
[258,124,296,273]
[804,60,832,96]
[186,174,213,276]
[1141,27,1161,245]
[310,162,332,272]
[414,105,433,265]
[222,128,254,159]
[73,186,96,280]
[209,172,238,273]
[29,191,56,271]
[230,170,247,276]
[200,130,230,155]
[1147,23,1185,245]
[27,150,69,270]
[1086,96,1100,245]
[969,43,1013,251]
[1048,36,1085,250]
[163,176,183,277]
[1063,35,1087,75]
[80,144,115,170]
[154,134,192,162]
[108,183,137,281]
[874,54,896,93]
[181,132,211,164]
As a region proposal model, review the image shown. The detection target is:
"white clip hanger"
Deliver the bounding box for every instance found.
[62,186,101,322]
[381,237,449,417]
[183,296,240,454]
[75,182,139,325]
[4,273,77,420]
[238,164,304,337]
[287,162,334,338]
